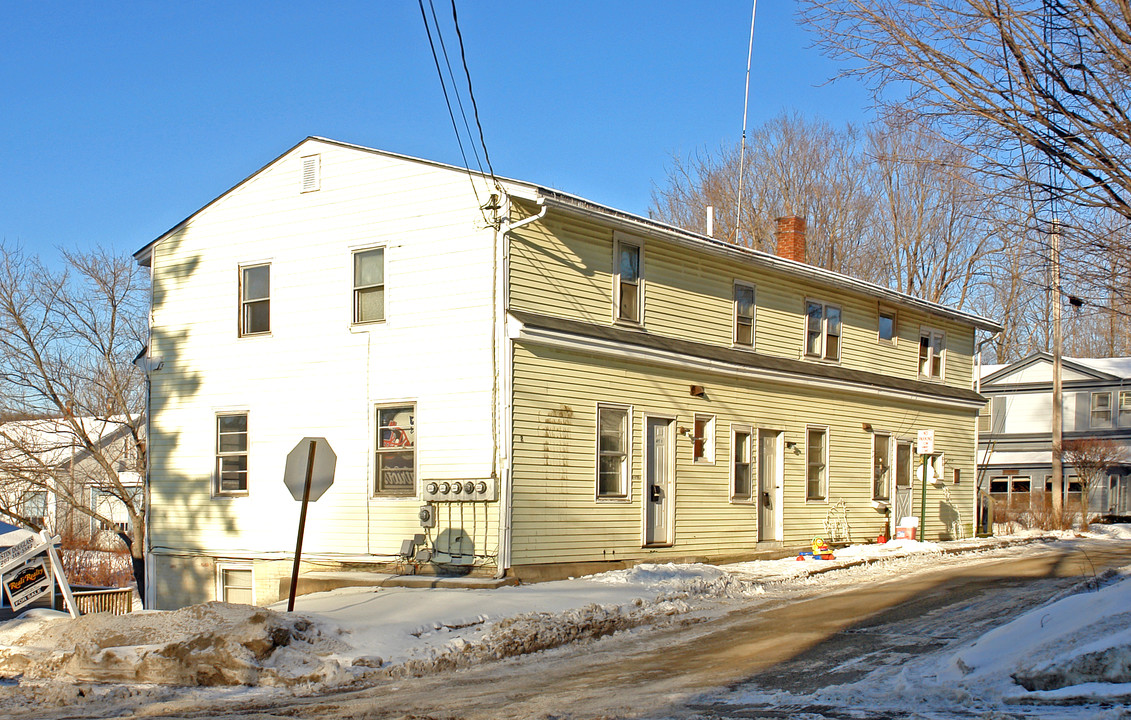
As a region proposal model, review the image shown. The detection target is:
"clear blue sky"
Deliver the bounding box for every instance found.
[0,1,873,257]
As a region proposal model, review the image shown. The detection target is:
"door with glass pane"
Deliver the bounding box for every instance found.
[894,440,914,525]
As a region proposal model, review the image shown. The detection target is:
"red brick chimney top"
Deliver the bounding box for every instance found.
[775,216,807,263]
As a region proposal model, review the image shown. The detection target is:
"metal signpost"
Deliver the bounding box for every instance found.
[283,437,336,612]
[917,429,935,535]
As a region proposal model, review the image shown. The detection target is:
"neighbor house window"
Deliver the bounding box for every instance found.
[732,427,753,502]
[23,490,48,529]
[216,413,249,495]
[218,565,254,604]
[919,328,945,378]
[806,426,828,500]
[873,432,891,501]
[353,248,385,323]
[804,301,841,361]
[878,308,897,343]
[376,405,416,496]
[597,405,630,498]
[734,283,755,347]
[693,414,715,463]
[614,236,643,323]
[240,264,270,336]
[1091,391,1113,428]
[1120,391,1131,427]
[978,401,992,433]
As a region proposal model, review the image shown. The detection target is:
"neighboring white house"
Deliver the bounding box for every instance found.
[978,353,1131,522]
[136,137,999,609]
[0,418,143,539]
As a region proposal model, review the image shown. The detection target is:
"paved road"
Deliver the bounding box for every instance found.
[19,541,1131,720]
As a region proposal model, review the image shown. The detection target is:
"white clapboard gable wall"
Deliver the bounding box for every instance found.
[142,139,510,597]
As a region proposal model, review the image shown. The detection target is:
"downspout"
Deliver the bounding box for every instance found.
[494,196,547,578]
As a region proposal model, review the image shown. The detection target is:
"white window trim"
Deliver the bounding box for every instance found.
[351,245,387,326]
[213,411,249,498]
[802,299,842,362]
[612,232,645,325]
[693,414,716,464]
[872,431,892,501]
[730,424,754,504]
[301,154,320,193]
[733,281,756,348]
[805,424,830,502]
[595,403,633,502]
[877,306,898,345]
[918,326,946,380]
[216,563,255,605]
[1091,391,1114,429]
[1119,390,1131,427]
[373,401,419,499]
[238,262,272,338]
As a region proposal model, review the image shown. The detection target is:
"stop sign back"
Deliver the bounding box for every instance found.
[284,437,337,502]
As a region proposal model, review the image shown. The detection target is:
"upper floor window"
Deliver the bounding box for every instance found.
[614,236,643,323]
[597,405,630,498]
[1119,390,1131,427]
[978,401,992,434]
[216,413,249,496]
[240,264,270,336]
[734,283,755,347]
[1091,391,1113,429]
[878,308,897,343]
[804,301,841,361]
[806,426,828,501]
[918,328,945,379]
[376,404,416,496]
[353,248,385,324]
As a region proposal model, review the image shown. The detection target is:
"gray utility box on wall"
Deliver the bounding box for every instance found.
[421,478,497,502]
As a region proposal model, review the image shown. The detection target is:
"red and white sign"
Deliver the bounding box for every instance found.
[917,429,935,455]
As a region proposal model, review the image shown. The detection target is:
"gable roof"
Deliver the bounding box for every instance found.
[135,136,1002,334]
[981,352,1131,385]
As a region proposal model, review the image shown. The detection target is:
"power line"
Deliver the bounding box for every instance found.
[450,0,498,189]
[426,0,486,179]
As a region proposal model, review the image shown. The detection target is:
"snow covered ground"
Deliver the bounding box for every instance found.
[0,526,1127,718]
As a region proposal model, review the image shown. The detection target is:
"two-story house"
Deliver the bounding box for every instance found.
[135,137,1000,608]
[978,353,1131,523]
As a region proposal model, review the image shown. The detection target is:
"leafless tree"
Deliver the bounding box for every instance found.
[1061,437,1125,529]
[799,0,1131,313]
[0,245,148,587]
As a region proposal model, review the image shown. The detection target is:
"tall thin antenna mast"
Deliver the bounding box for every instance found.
[734,0,757,246]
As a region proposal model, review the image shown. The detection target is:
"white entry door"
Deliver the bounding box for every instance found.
[644,417,673,546]
[894,440,914,526]
[757,429,782,541]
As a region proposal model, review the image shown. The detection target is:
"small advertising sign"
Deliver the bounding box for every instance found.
[4,558,50,612]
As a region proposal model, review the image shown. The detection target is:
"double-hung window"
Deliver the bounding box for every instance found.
[693,414,715,463]
[1120,391,1131,427]
[878,308,897,343]
[376,404,416,496]
[806,426,828,501]
[734,283,755,347]
[732,427,753,502]
[597,405,630,498]
[919,328,945,379]
[804,301,841,361]
[1091,391,1113,428]
[614,236,643,323]
[353,248,385,323]
[872,432,891,501]
[240,264,270,336]
[216,413,249,495]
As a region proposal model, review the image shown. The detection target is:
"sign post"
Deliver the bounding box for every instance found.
[0,531,79,618]
[917,430,935,537]
[283,437,336,612]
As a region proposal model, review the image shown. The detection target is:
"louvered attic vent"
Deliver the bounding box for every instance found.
[301,154,320,192]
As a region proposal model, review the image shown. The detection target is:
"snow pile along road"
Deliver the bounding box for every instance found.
[0,602,351,686]
[946,566,1131,700]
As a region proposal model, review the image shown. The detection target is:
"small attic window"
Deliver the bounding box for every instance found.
[301,154,320,193]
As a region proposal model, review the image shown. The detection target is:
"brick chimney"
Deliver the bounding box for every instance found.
[775,216,807,263]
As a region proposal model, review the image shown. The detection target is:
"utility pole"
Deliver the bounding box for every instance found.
[1050,220,1064,520]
